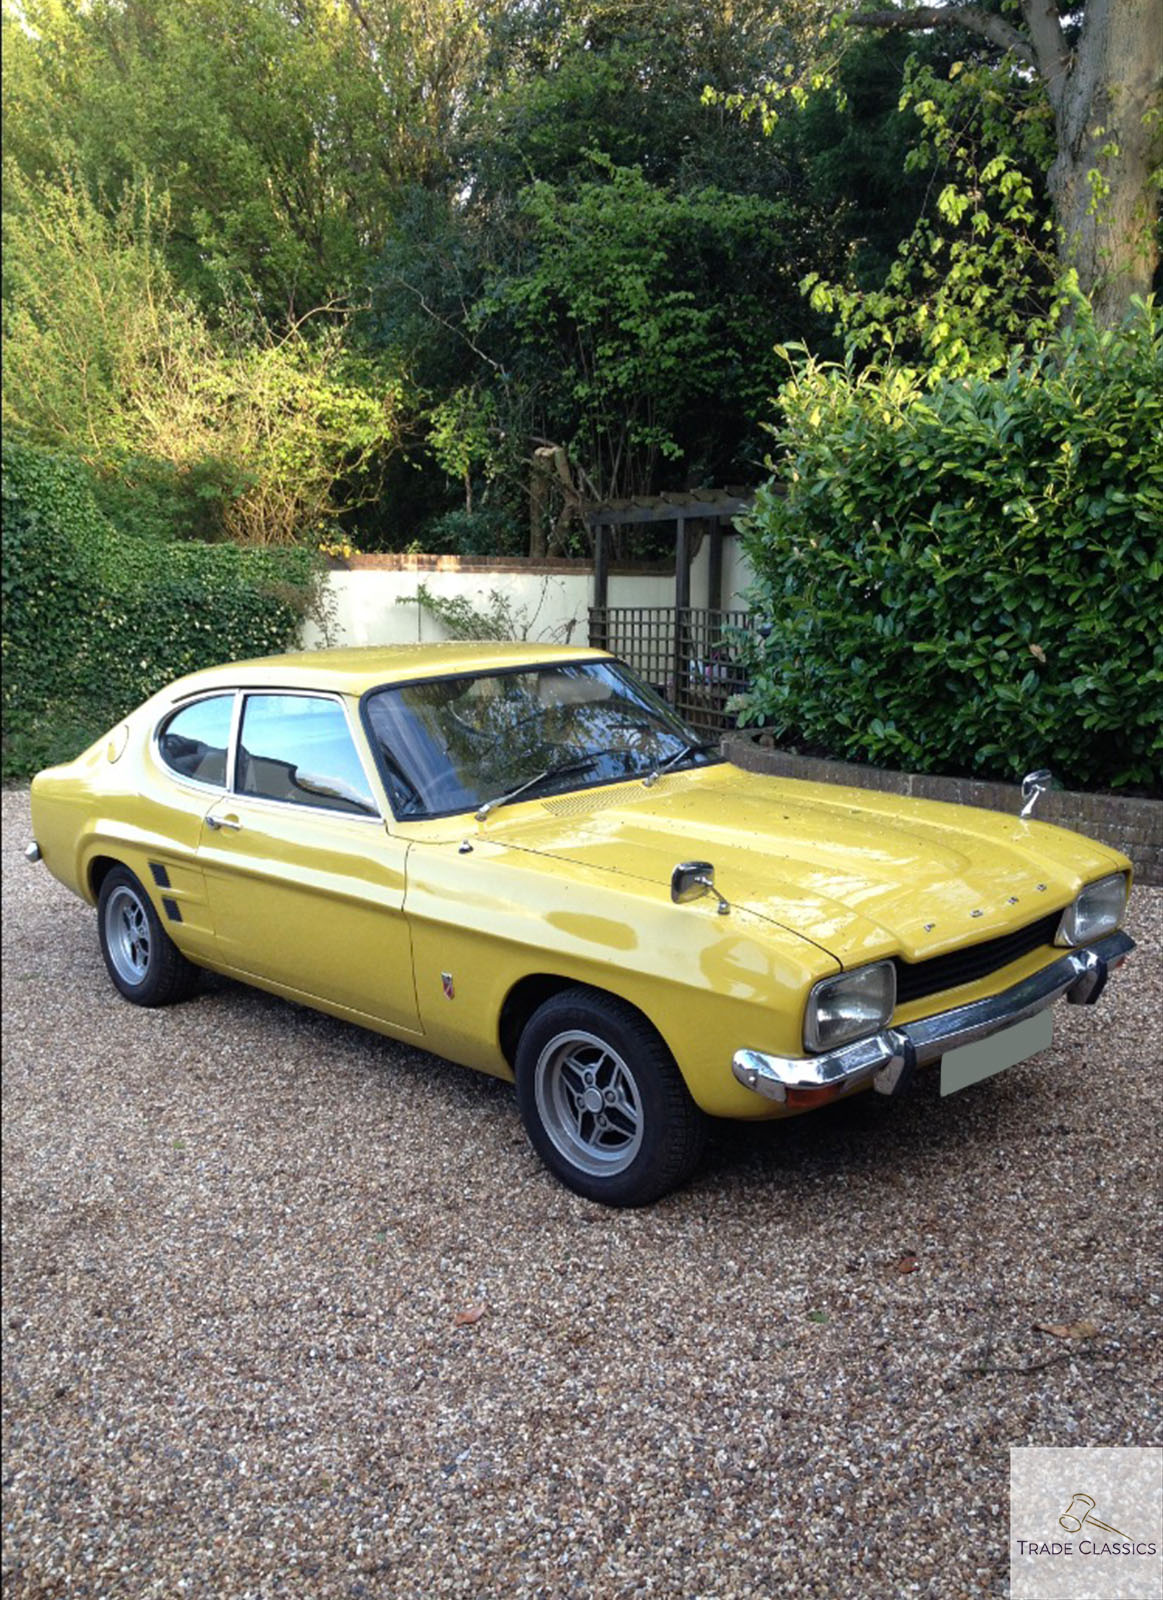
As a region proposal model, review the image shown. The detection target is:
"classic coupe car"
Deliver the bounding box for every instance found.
[29,643,1135,1204]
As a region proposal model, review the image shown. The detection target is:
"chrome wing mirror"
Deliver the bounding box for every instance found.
[1020,768,1052,819]
[671,860,730,916]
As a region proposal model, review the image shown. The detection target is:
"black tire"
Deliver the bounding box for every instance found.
[515,987,706,1206]
[96,866,199,1007]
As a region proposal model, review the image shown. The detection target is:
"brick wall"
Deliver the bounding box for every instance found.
[345,553,672,575]
[723,735,1163,886]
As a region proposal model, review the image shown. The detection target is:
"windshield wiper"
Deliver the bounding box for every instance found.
[642,739,719,787]
[475,756,599,821]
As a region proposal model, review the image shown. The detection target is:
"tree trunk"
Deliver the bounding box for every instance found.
[1041,0,1163,323]
[848,3,1163,323]
[529,454,548,557]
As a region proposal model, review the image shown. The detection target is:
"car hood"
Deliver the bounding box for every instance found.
[486,764,1124,967]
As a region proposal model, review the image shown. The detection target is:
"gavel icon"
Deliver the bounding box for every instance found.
[1059,1493,1129,1538]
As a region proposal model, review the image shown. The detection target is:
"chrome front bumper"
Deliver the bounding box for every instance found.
[732,929,1136,1105]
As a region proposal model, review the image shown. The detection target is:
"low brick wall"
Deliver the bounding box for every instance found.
[723,735,1163,886]
[344,553,672,575]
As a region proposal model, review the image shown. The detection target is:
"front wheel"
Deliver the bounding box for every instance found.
[97,866,199,1006]
[515,988,706,1206]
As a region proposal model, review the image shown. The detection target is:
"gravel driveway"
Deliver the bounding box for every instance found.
[3,785,1160,1598]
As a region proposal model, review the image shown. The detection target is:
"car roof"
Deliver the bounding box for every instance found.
[166,642,613,701]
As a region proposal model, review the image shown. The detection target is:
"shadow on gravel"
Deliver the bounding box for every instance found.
[199,963,1030,1209]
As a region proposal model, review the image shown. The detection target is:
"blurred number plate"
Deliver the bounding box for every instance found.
[940,1009,1053,1096]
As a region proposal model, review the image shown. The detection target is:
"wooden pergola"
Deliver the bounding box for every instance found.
[583,488,754,612]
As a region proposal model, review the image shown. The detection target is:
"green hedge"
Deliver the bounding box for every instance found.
[2,440,320,779]
[736,307,1163,791]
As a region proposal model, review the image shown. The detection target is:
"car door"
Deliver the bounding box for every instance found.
[198,689,420,1033]
[144,689,240,963]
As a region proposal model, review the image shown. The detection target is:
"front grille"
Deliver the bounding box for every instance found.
[894,909,1063,1005]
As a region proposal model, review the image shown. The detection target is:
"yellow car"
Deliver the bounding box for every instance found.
[28,643,1135,1205]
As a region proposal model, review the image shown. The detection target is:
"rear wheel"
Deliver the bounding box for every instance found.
[515,988,706,1206]
[97,866,198,1006]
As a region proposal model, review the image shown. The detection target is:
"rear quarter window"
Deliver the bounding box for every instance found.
[157,695,234,787]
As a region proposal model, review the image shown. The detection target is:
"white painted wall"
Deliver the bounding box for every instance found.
[301,537,754,650]
[302,567,591,649]
[609,536,754,613]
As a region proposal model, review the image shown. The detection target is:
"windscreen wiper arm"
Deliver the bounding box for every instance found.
[642,739,719,787]
[475,756,598,821]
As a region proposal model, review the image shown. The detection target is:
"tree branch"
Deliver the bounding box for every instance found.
[845,6,1036,69]
[384,272,505,374]
[1018,0,1074,119]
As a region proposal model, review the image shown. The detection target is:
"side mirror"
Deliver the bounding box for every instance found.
[1020,768,1053,819]
[671,861,730,915]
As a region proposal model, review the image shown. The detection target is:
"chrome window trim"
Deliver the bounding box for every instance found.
[231,688,385,822]
[152,689,238,796]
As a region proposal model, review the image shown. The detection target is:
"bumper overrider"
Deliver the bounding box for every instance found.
[732,929,1135,1107]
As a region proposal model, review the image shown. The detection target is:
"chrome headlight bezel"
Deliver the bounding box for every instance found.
[1055,871,1129,948]
[804,960,897,1055]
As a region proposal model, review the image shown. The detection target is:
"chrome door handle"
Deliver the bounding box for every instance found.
[206,814,242,832]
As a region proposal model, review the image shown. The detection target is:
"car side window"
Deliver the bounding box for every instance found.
[236,694,378,816]
[158,694,234,788]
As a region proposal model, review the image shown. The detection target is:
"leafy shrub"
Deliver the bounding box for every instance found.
[2,173,402,547]
[2,440,320,779]
[735,305,1163,790]
[88,452,255,545]
[422,506,525,557]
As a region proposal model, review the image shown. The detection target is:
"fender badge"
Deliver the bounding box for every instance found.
[441,972,455,1000]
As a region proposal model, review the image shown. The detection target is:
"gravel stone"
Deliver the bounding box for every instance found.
[3,785,1160,1597]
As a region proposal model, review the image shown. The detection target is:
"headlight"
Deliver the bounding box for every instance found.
[1056,872,1128,947]
[804,961,896,1054]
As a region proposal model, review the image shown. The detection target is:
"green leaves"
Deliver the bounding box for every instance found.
[735,305,1163,791]
[1,441,319,779]
[2,171,402,547]
[461,160,799,500]
[4,0,474,322]
[807,51,1060,383]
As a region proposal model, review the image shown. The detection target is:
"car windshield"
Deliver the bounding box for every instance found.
[362,660,721,819]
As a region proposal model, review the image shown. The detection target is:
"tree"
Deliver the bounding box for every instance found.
[481,163,808,504]
[2,0,486,323]
[367,0,849,550]
[767,28,964,292]
[846,3,1163,325]
[801,48,1063,378]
